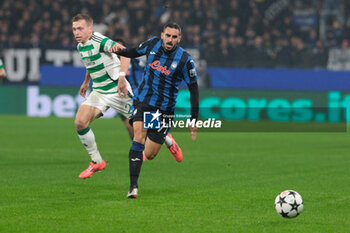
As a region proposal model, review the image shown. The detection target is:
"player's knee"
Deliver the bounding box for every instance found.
[145,153,157,160]
[133,133,145,144]
[75,118,88,131]
[145,149,159,160]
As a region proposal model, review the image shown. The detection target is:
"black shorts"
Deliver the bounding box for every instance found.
[130,100,173,144]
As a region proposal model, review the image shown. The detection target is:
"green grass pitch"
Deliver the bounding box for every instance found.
[0,115,349,233]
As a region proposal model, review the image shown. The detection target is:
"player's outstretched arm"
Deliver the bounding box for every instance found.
[110,37,156,58]
[80,70,91,98]
[109,45,141,58]
[109,42,125,53]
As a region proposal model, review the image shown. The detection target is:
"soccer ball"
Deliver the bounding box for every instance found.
[275,190,303,218]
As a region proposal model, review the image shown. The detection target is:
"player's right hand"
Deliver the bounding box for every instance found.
[109,43,126,53]
[117,76,128,98]
[80,83,89,98]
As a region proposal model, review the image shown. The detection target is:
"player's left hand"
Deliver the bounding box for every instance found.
[189,125,197,141]
[109,43,125,53]
[117,75,128,98]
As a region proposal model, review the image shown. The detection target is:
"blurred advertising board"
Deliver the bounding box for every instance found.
[1,86,348,126]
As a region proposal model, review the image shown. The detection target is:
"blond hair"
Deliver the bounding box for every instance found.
[71,14,93,26]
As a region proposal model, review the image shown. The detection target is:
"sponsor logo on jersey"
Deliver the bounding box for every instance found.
[82,60,96,66]
[149,60,171,75]
[189,68,197,77]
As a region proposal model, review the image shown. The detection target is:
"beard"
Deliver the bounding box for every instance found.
[163,42,176,51]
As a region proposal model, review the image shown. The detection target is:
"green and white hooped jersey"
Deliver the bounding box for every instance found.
[78,32,121,94]
[0,58,4,69]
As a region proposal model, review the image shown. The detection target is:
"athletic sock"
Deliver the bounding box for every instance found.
[164,135,173,148]
[77,127,103,164]
[129,141,145,188]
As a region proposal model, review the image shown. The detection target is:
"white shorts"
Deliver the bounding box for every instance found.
[82,90,133,118]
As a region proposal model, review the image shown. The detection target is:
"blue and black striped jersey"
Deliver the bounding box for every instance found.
[132,37,198,112]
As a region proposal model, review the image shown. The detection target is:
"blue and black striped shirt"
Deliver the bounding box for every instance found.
[120,37,198,112]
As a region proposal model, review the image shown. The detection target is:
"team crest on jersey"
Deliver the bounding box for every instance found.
[171,62,177,70]
[88,50,93,56]
[190,68,197,77]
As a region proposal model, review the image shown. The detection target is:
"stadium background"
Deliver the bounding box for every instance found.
[1,1,350,233]
[1,0,350,122]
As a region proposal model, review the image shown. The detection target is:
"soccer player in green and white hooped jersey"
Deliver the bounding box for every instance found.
[72,14,134,179]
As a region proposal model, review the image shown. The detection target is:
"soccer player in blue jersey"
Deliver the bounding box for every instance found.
[114,38,181,161]
[110,22,199,198]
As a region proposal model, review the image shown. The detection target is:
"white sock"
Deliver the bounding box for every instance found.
[78,127,103,164]
[164,135,173,147]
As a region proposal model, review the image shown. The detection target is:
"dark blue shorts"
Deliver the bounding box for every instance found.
[130,100,173,144]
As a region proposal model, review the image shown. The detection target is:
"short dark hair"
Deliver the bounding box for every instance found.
[163,22,182,35]
[71,14,93,26]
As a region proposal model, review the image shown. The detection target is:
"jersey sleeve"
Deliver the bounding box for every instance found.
[0,58,3,69]
[135,36,158,56]
[99,37,116,53]
[90,32,116,53]
[182,56,198,85]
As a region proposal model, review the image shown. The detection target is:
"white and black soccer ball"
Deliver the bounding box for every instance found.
[275,190,303,218]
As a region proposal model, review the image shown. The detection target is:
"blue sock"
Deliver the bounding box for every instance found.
[129,141,144,188]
